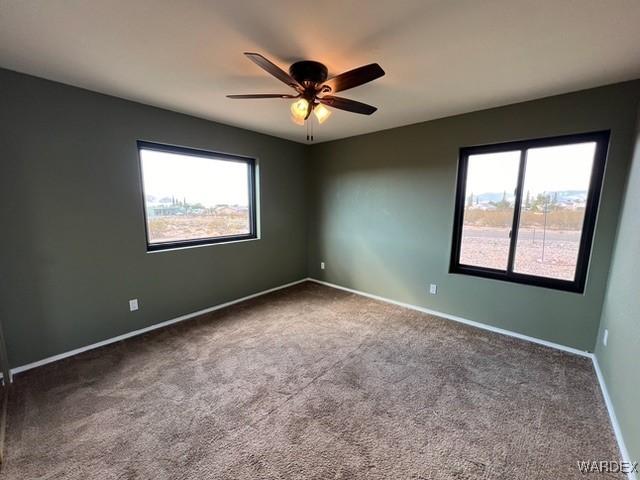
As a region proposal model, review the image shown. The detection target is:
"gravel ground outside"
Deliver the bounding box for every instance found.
[460,226,580,280]
[147,213,250,243]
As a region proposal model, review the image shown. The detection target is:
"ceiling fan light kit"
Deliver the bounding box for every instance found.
[227,53,385,141]
[313,103,331,124]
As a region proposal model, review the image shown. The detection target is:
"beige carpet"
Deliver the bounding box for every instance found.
[1,282,622,479]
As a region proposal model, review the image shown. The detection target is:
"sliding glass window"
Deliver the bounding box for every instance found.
[450,131,609,293]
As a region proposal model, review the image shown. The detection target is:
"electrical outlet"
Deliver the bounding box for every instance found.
[129,299,139,312]
[320,262,325,270]
[603,329,608,347]
[429,284,437,295]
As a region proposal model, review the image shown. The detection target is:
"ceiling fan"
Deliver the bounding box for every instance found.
[227,53,385,135]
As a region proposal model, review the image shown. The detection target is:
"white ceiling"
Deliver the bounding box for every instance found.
[1,0,640,144]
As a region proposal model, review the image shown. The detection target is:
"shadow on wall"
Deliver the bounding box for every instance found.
[0,143,49,368]
[328,235,426,307]
[312,154,453,309]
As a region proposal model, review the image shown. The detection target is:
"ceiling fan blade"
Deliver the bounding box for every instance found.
[322,63,385,93]
[319,96,378,115]
[244,52,301,90]
[226,94,298,99]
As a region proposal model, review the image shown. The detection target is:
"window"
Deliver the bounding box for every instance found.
[137,141,257,251]
[450,131,609,293]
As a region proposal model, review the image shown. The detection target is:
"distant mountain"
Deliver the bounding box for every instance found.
[474,192,514,203]
[472,190,586,204]
[552,190,587,202]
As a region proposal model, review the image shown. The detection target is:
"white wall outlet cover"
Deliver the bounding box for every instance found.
[129,299,139,311]
[320,262,325,270]
[603,329,608,346]
[429,284,437,295]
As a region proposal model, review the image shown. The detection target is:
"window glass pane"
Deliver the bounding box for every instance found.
[459,151,521,270]
[140,148,251,245]
[513,142,596,281]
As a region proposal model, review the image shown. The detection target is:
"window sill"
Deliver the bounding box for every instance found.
[146,235,260,254]
[449,265,586,294]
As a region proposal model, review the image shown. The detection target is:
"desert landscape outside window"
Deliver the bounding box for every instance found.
[138,141,257,251]
[458,150,520,271]
[450,131,609,293]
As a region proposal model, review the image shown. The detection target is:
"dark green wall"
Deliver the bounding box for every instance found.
[0,68,308,368]
[595,107,640,464]
[2,66,638,370]
[307,81,640,351]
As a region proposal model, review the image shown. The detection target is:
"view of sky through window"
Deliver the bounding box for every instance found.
[513,143,595,280]
[140,150,249,208]
[460,150,520,270]
[459,142,597,280]
[139,148,253,246]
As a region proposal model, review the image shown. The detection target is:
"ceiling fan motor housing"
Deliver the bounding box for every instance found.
[289,61,328,87]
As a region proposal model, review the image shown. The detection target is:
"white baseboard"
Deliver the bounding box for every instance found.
[309,277,635,477]
[307,278,590,357]
[592,355,636,480]
[7,278,308,378]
